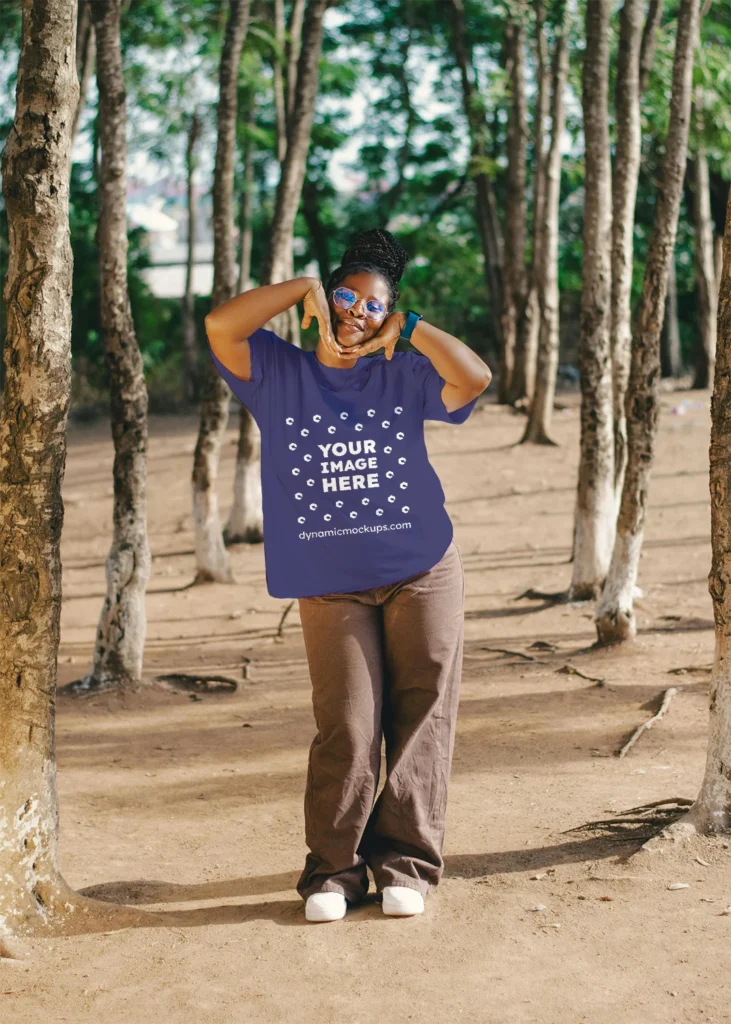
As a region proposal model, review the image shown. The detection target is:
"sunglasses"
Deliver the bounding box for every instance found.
[331,286,387,322]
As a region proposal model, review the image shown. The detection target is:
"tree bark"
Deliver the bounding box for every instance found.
[0,0,144,945]
[260,0,329,295]
[661,253,682,377]
[192,0,251,582]
[610,0,650,504]
[570,0,615,600]
[503,14,530,406]
[595,0,699,643]
[81,0,152,690]
[673,183,731,832]
[237,95,257,295]
[71,0,95,148]
[692,146,717,389]
[183,107,201,405]
[515,0,549,412]
[302,175,332,284]
[521,5,569,445]
[449,0,504,370]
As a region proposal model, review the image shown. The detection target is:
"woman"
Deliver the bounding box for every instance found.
[205,228,491,922]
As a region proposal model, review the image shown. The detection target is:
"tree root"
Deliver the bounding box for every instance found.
[562,798,694,843]
[155,673,239,694]
[616,686,680,757]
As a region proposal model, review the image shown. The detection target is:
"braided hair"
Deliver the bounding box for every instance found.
[324,228,411,315]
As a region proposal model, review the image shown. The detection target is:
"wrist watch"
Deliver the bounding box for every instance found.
[398,309,423,343]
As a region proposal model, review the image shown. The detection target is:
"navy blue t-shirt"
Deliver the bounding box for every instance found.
[207,328,478,598]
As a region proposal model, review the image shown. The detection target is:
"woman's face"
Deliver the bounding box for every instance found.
[328,271,391,350]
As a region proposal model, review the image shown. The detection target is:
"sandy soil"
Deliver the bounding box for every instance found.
[4,388,730,1024]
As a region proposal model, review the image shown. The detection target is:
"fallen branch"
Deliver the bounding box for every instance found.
[480,646,536,662]
[515,588,568,604]
[617,687,680,757]
[276,600,296,639]
[556,664,606,685]
[668,665,712,676]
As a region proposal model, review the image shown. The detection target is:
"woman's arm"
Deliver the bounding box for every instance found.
[409,319,492,413]
[204,277,318,381]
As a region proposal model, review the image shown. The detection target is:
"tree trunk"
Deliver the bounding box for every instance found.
[260,0,328,296]
[286,0,306,132]
[595,0,699,643]
[449,0,504,370]
[692,147,717,389]
[0,0,144,947]
[521,7,569,445]
[192,0,251,583]
[236,95,257,295]
[610,0,648,504]
[71,0,95,147]
[273,0,288,164]
[661,253,682,377]
[516,0,549,413]
[503,15,531,406]
[672,185,731,832]
[183,107,201,405]
[302,175,332,285]
[224,0,327,546]
[570,0,615,601]
[81,0,152,691]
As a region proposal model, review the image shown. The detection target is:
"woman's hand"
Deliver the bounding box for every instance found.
[345,311,406,361]
[301,281,348,360]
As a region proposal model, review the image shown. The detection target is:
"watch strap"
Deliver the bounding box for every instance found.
[398,309,423,343]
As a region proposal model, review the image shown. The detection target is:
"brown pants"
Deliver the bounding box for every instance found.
[296,538,465,902]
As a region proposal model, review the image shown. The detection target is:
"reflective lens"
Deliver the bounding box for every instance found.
[332,286,386,321]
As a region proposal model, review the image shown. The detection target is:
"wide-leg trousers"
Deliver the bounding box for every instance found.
[295,537,465,902]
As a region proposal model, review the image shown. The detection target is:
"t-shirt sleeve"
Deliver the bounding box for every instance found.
[206,326,286,419]
[407,350,479,424]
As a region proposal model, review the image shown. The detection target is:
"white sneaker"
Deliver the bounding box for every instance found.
[305,892,347,922]
[381,886,425,916]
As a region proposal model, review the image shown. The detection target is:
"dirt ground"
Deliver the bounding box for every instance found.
[4,386,731,1024]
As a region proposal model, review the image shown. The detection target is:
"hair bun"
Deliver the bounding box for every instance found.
[341,228,410,286]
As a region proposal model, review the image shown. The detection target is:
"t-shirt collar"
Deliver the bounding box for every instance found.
[306,349,376,392]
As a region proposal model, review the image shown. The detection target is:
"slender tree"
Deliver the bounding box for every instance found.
[521,2,569,445]
[570,0,614,600]
[0,0,143,949]
[661,255,682,376]
[595,0,700,643]
[183,106,202,405]
[610,0,661,501]
[79,0,152,691]
[691,135,718,389]
[501,13,529,404]
[225,0,329,545]
[514,0,549,411]
[449,0,505,369]
[668,183,731,835]
[192,0,251,581]
[71,0,95,147]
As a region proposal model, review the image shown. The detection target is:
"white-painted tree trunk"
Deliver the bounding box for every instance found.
[569,0,615,600]
[596,0,699,643]
[0,0,146,948]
